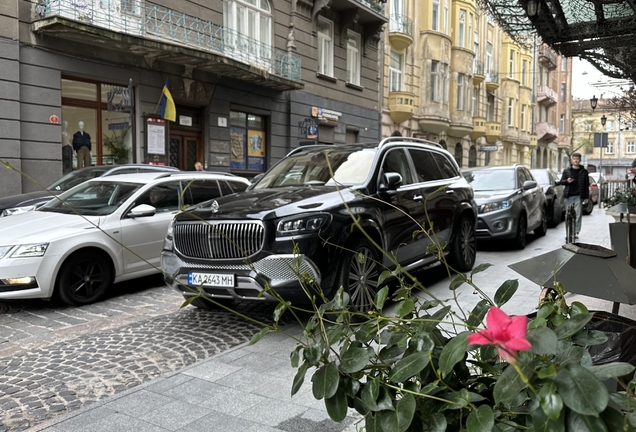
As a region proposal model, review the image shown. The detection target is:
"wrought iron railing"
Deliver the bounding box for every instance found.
[35,0,302,82]
[355,0,385,14]
[486,71,499,83]
[473,60,484,75]
[389,14,413,37]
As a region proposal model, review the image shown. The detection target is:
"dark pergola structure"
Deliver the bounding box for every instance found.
[478,0,636,82]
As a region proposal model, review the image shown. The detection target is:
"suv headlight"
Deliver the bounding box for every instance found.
[481,199,512,214]
[11,243,49,258]
[276,214,332,237]
[2,205,37,217]
[163,220,174,251]
[0,245,14,259]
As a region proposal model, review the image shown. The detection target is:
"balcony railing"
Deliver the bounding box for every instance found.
[355,0,385,13]
[389,14,413,37]
[35,0,302,82]
[473,60,484,76]
[486,71,499,83]
[538,45,557,68]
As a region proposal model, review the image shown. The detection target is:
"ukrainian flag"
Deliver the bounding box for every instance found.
[160,79,176,122]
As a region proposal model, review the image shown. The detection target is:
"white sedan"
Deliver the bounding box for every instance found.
[0,171,249,305]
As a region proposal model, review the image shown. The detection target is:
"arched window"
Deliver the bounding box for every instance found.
[454,143,463,167]
[468,145,477,167]
[439,139,447,150]
[223,0,272,63]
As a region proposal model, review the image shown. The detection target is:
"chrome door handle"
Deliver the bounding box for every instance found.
[414,194,423,201]
[446,189,455,194]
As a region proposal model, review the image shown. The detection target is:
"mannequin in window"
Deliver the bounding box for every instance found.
[62,120,74,174]
[72,121,92,169]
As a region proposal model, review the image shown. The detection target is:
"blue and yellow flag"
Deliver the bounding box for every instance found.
[160,79,176,122]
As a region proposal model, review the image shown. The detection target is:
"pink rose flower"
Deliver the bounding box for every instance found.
[467,306,532,363]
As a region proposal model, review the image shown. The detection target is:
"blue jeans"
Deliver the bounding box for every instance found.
[564,196,582,235]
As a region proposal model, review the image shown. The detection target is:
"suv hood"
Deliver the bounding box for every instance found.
[473,190,517,204]
[178,186,361,221]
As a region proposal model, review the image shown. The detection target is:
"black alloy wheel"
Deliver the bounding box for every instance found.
[57,251,112,305]
[337,238,380,313]
[534,208,548,237]
[513,215,527,250]
[582,199,594,215]
[448,216,476,272]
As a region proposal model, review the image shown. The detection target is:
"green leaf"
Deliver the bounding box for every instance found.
[422,412,447,432]
[537,303,556,319]
[494,362,533,405]
[325,325,344,347]
[375,387,395,411]
[312,362,340,400]
[292,361,309,396]
[466,405,495,432]
[537,364,557,379]
[471,262,493,276]
[273,301,289,323]
[361,378,380,411]
[395,299,415,318]
[494,280,519,307]
[554,364,609,416]
[601,406,636,432]
[290,348,300,368]
[340,376,360,398]
[376,393,416,432]
[377,271,392,287]
[587,362,636,381]
[554,313,593,340]
[379,344,407,364]
[531,404,565,432]
[355,322,378,344]
[566,411,609,432]
[407,332,435,353]
[439,332,468,378]
[449,274,466,290]
[325,387,348,422]
[339,346,373,373]
[303,343,322,365]
[375,286,389,310]
[467,299,490,328]
[572,330,608,347]
[389,351,430,383]
[555,344,585,366]
[249,327,270,345]
[539,382,563,420]
[424,306,451,330]
[527,326,558,355]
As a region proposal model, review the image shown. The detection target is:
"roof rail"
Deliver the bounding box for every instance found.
[378,136,443,149]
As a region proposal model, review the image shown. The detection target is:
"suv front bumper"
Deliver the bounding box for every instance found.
[161,250,322,304]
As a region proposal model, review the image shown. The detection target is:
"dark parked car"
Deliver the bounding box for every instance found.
[0,164,179,217]
[462,164,548,249]
[161,137,478,312]
[530,169,565,227]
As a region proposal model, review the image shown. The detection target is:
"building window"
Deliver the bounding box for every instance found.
[560,83,566,102]
[468,13,473,45]
[458,10,466,48]
[432,0,440,31]
[347,31,361,85]
[431,60,440,102]
[522,60,527,86]
[560,114,565,133]
[487,93,495,122]
[607,141,614,154]
[444,0,449,32]
[509,50,515,78]
[230,110,267,172]
[472,88,478,116]
[628,141,635,153]
[223,0,272,64]
[561,57,567,70]
[486,41,493,74]
[317,18,333,76]
[474,33,479,61]
[521,105,526,131]
[508,98,513,126]
[457,73,465,110]
[454,143,463,167]
[390,50,403,92]
[606,120,615,131]
[442,63,449,104]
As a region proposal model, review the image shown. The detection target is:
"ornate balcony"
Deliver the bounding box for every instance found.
[388,91,416,124]
[473,61,485,86]
[536,85,557,106]
[486,72,499,92]
[389,14,413,50]
[536,122,558,142]
[485,122,501,143]
[33,0,303,90]
[471,117,487,140]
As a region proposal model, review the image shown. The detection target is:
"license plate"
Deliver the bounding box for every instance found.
[188,272,234,288]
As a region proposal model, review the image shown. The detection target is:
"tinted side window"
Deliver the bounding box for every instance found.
[137,182,181,212]
[183,180,221,206]
[219,180,233,196]
[382,149,414,185]
[408,149,444,182]
[228,181,248,193]
[431,152,459,179]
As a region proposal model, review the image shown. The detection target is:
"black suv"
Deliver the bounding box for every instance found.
[161,138,478,311]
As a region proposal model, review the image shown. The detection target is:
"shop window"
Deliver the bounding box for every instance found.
[229,110,267,172]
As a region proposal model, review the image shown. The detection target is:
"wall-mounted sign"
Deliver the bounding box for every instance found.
[298,117,318,139]
[147,118,166,155]
[108,122,129,130]
[311,107,342,122]
[479,146,498,151]
[179,115,192,126]
[218,117,227,127]
[49,115,60,124]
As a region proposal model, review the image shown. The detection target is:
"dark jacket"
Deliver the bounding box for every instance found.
[560,166,589,199]
[72,131,92,151]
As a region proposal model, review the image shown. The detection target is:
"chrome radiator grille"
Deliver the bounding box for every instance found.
[174,221,265,259]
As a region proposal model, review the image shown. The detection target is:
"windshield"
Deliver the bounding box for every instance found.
[253,148,377,189]
[40,181,142,215]
[47,167,110,191]
[530,170,549,185]
[463,170,515,191]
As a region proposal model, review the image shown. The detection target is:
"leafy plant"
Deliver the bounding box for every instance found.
[602,187,636,208]
[103,127,131,165]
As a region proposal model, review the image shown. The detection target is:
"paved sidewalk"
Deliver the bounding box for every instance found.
[31,208,635,432]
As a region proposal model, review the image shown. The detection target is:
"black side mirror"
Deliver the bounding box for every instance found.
[378,172,403,192]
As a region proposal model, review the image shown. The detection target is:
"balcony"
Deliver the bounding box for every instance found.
[33,0,303,90]
[388,91,416,124]
[536,122,558,142]
[485,122,501,143]
[486,72,499,92]
[389,14,414,50]
[536,85,558,106]
[538,45,557,69]
[327,0,388,28]
[471,117,487,140]
[473,61,485,86]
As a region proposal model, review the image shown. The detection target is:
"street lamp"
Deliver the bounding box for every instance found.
[600,114,607,202]
[590,95,598,111]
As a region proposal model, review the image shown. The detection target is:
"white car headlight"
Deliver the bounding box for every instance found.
[481,199,512,214]
[0,245,14,259]
[2,205,37,217]
[11,243,49,258]
[163,220,174,251]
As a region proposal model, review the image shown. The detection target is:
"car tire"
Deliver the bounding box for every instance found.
[534,208,548,237]
[582,200,594,215]
[57,251,112,306]
[337,237,380,313]
[447,216,476,272]
[548,201,560,228]
[513,215,527,250]
[187,296,234,310]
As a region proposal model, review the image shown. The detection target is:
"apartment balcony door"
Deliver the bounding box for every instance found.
[169,130,203,171]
